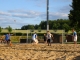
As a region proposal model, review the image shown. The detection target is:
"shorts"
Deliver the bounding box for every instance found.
[47,39,51,43]
[6,39,11,44]
[44,39,46,41]
[74,37,77,41]
[32,38,35,41]
[34,39,38,44]
[8,39,11,41]
[32,38,38,43]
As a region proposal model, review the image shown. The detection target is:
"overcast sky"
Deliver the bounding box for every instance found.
[0,0,72,29]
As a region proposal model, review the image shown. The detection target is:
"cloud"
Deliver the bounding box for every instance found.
[8,9,69,20]
[0,15,35,29]
[0,11,11,16]
[0,17,6,20]
[0,17,20,29]
[12,14,33,18]
[0,11,68,29]
[49,12,68,19]
[39,12,68,20]
[1,8,70,20]
[10,10,41,18]
[8,9,27,13]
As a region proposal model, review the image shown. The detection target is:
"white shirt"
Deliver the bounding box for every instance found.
[47,33,52,39]
[32,34,37,40]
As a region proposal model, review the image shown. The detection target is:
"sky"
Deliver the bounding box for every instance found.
[0,0,72,29]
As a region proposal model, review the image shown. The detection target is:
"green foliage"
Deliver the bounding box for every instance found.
[52,23,58,29]
[68,0,80,30]
[21,24,34,30]
[38,27,41,32]
[37,33,45,36]
[62,23,70,32]
[30,29,34,32]
[7,26,12,33]
[39,21,47,29]
[35,24,39,29]
[20,19,70,32]
[16,33,23,36]
[0,27,1,33]
[28,25,34,29]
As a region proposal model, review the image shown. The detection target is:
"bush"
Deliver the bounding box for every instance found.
[16,33,22,36]
[37,33,46,36]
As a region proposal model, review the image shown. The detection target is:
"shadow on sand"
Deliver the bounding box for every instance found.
[73,56,80,60]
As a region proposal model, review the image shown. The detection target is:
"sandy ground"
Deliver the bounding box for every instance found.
[0,43,80,60]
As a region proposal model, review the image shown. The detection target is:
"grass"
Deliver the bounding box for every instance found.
[1,29,65,33]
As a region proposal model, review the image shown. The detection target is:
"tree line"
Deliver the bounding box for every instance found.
[21,19,71,32]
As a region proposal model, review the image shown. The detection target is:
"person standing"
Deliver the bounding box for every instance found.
[72,28,77,47]
[46,31,53,46]
[43,34,47,43]
[5,33,9,44]
[5,33,12,46]
[32,32,38,44]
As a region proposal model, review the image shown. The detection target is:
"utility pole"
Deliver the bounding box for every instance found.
[47,0,49,31]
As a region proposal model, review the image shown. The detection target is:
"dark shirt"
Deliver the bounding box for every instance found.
[44,35,46,41]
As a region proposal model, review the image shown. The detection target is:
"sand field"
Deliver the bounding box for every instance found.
[0,43,80,60]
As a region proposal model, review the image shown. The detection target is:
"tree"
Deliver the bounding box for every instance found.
[52,23,58,29]
[7,26,12,33]
[62,23,70,32]
[39,21,46,29]
[38,27,41,32]
[21,25,27,30]
[68,0,80,30]
[21,19,70,30]
[0,27,2,33]
[0,26,2,35]
[28,25,34,32]
[34,24,39,29]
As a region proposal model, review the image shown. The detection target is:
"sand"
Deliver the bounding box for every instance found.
[0,43,80,60]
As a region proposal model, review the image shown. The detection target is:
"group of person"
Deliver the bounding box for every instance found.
[32,31,53,46]
[32,28,77,47]
[0,28,78,47]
